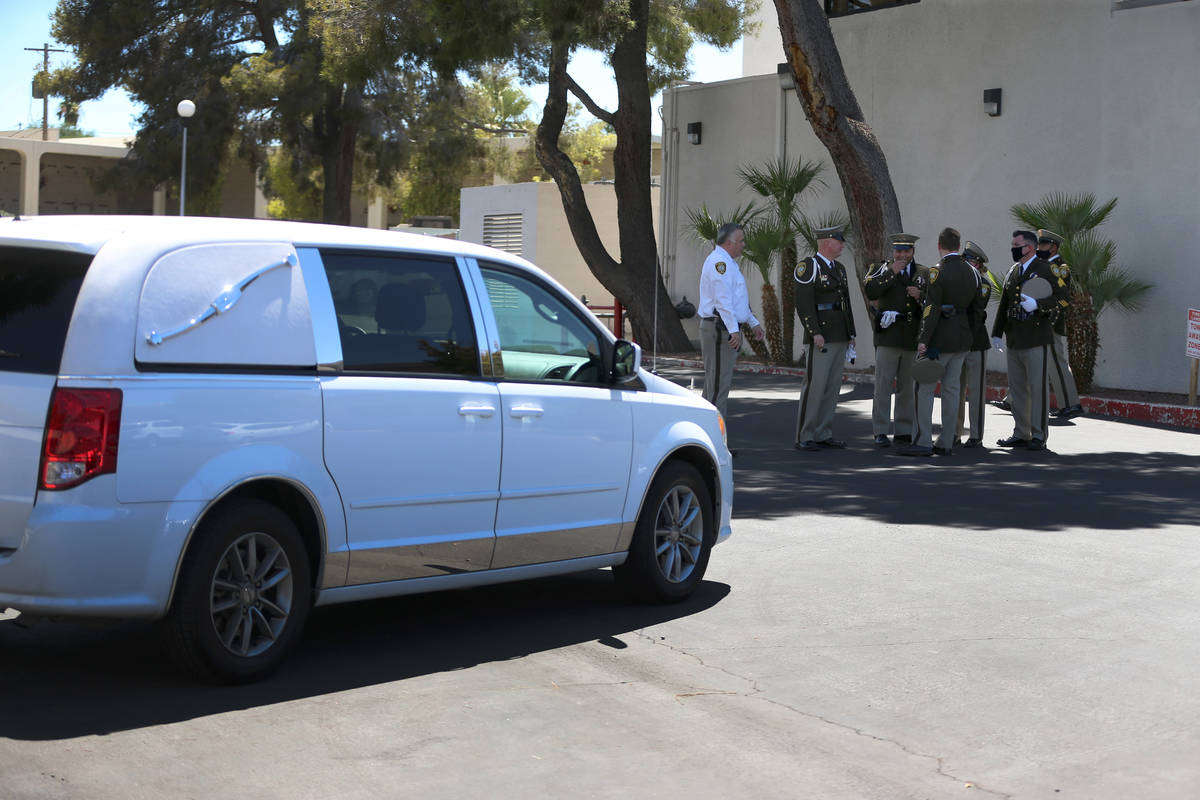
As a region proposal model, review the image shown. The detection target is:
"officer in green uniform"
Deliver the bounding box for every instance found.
[901,227,984,456]
[991,229,1071,450]
[794,225,855,451]
[955,241,993,448]
[1036,229,1083,420]
[864,232,928,446]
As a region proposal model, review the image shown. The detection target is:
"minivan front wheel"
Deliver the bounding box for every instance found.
[614,460,714,602]
[163,499,312,683]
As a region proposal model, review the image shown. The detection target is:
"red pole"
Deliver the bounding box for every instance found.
[613,299,624,339]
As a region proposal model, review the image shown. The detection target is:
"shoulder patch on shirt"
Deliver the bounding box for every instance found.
[929,266,940,283]
[715,261,726,275]
[795,258,816,284]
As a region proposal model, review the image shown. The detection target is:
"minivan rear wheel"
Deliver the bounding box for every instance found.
[162,499,312,684]
[614,461,714,602]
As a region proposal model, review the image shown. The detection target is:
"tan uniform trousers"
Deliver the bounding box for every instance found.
[912,350,967,450]
[795,341,847,444]
[1048,333,1079,409]
[956,350,988,440]
[700,317,739,418]
[1007,344,1050,442]
[872,346,916,438]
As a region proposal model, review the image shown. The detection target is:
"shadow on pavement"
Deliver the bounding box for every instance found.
[717,375,1200,530]
[0,573,729,740]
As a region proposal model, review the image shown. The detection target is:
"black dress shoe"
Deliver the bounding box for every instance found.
[893,434,912,444]
[990,399,1011,411]
[817,438,847,449]
[1027,438,1046,451]
[1058,405,1084,419]
[898,445,933,457]
[932,446,952,456]
[873,434,891,447]
[996,435,1028,448]
[963,438,982,448]
[795,440,820,452]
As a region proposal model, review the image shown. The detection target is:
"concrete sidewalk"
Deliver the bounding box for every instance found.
[652,355,1200,431]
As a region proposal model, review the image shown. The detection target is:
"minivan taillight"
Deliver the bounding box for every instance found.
[39,388,122,490]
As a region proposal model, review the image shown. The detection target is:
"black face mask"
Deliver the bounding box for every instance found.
[1011,246,1027,262]
[1036,248,1052,260]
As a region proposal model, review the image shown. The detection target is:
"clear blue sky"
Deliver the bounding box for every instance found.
[2,0,742,138]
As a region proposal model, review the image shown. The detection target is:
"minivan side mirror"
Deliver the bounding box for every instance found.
[610,339,641,384]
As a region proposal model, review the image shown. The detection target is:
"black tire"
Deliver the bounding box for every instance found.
[614,460,714,603]
[162,499,312,684]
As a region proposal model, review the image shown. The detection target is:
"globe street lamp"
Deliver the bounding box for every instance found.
[177,99,196,216]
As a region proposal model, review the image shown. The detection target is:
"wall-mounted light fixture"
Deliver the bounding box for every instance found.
[686,122,702,145]
[983,88,1002,117]
[777,62,795,91]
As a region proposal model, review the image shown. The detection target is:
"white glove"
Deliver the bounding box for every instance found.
[879,310,899,329]
[991,336,1004,353]
[845,344,857,364]
[1019,294,1037,313]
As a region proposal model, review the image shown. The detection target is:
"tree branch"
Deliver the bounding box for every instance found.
[564,72,615,125]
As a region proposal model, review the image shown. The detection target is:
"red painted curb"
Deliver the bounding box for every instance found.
[649,356,1200,431]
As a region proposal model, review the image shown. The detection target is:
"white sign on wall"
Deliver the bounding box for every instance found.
[1188,308,1200,360]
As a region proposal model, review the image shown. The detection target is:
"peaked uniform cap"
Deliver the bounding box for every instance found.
[888,233,919,247]
[1037,229,1064,246]
[962,240,989,263]
[815,225,846,241]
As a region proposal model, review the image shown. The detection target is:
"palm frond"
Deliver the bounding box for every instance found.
[737,157,826,222]
[1010,192,1118,238]
[742,219,793,283]
[682,202,761,248]
[1088,268,1153,317]
[1061,231,1116,284]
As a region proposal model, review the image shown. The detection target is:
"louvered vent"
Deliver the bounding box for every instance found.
[482,213,523,255]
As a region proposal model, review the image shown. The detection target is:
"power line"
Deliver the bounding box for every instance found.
[24,42,69,141]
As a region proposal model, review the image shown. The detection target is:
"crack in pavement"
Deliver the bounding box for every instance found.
[634,628,1014,799]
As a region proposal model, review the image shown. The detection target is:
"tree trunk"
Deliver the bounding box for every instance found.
[780,243,797,362]
[1067,289,1098,393]
[533,4,690,353]
[315,84,361,226]
[774,0,902,280]
[760,283,783,363]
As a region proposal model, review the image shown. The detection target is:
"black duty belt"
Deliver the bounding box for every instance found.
[700,316,727,328]
[940,304,957,318]
[816,302,843,311]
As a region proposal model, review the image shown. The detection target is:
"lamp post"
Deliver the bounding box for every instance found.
[177,99,195,216]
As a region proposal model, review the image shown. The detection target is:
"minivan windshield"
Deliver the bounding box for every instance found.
[0,246,92,374]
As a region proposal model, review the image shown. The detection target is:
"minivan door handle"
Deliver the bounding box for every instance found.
[458,403,496,418]
[509,404,544,418]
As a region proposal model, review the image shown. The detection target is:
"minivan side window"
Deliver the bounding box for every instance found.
[0,247,92,375]
[479,263,607,384]
[321,251,479,376]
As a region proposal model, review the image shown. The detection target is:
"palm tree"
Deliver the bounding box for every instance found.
[741,219,795,363]
[738,157,827,363]
[1010,192,1152,391]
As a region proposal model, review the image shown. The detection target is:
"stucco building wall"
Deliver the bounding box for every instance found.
[662,0,1200,393]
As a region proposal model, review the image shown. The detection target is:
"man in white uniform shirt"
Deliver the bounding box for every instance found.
[697,223,764,431]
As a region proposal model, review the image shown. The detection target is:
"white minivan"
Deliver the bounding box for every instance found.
[0,216,733,683]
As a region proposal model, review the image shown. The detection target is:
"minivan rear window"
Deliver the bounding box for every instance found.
[0,246,92,374]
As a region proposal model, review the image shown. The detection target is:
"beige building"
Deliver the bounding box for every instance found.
[0,129,401,226]
[460,180,660,321]
[659,0,1200,394]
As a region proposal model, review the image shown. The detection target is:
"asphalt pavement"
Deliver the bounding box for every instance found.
[2,369,1199,799]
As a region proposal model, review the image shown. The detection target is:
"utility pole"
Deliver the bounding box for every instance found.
[25,42,68,141]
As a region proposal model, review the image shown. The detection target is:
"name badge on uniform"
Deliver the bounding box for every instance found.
[715,261,726,275]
